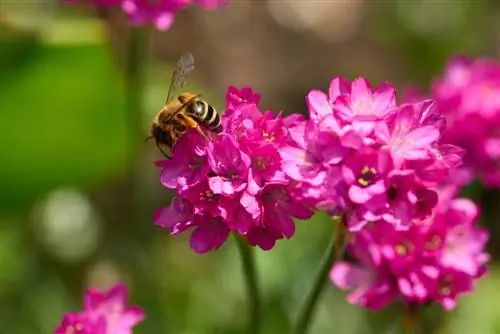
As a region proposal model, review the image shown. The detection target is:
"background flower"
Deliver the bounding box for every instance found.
[54,283,144,334]
[65,0,229,30]
[421,56,500,188]
[331,190,489,311]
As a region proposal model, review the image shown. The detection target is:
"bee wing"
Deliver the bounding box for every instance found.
[165,52,195,104]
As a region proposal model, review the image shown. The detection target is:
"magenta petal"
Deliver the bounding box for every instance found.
[154,12,175,31]
[189,218,230,253]
[372,82,396,115]
[349,185,372,204]
[307,90,332,122]
[160,166,185,189]
[330,262,372,290]
[329,76,350,101]
[240,192,261,219]
[350,77,373,101]
[405,126,440,148]
[121,306,146,328]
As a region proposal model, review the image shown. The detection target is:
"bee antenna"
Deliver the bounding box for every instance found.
[145,135,153,142]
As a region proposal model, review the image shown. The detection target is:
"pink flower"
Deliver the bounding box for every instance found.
[54,312,99,334]
[416,55,500,188]
[157,131,210,190]
[64,0,229,30]
[331,77,396,135]
[245,183,313,250]
[331,192,489,311]
[54,283,144,334]
[283,76,459,232]
[207,133,250,196]
[155,86,312,252]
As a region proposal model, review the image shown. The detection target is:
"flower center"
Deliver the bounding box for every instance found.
[352,97,373,115]
[254,156,269,170]
[199,189,215,201]
[439,275,454,296]
[425,234,442,250]
[387,184,398,200]
[357,165,377,187]
[66,323,83,334]
[395,240,414,255]
[262,131,276,142]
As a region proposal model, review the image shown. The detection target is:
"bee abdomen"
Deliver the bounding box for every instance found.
[190,100,222,133]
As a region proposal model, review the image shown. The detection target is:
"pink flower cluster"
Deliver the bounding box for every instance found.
[331,187,490,310]
[65,0,228,30]
[424,56,500,188]
[54,283,144,334]
[281,77,464,232]
[154,86,313,253]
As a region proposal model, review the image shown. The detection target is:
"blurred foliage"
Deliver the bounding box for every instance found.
[1,1,500,334]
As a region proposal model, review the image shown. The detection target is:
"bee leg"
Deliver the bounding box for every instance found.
[157,143,171,160]
[183,116,210,141]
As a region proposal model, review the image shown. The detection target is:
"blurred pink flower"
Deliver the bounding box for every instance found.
[330,191,489,311]
[54,283,144,334]
[410,56,500,188]
[155,86,313,253]
[64,0,229,30]
[281,77,461,232]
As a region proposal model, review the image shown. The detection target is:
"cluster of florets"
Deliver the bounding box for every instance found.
[65,0,228,30]
[414,56,500,188]
[330,186,490,310]
[154,86,313,253]
[54,283,144,334]
[280,77,465,232]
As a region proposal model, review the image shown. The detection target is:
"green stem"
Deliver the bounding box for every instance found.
[292,217,348,334]
[234,234,261,334]
[124,27,149,161]
[401,303,419,334]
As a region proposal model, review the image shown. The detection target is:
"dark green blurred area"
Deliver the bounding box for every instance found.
[1,1,500,333]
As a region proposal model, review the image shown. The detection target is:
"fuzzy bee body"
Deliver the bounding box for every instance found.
[146,53,222,158]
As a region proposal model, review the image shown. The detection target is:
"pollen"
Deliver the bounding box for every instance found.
[254,157,268,170]
[199,190,214,201]
[358,165,377,187]
[440,286,452,296]
[262,131,276,142]
[395,244,408,255]
[425,234,442,250]
[395,240,414,255]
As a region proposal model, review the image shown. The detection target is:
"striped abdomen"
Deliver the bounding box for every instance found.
[187,100,222,133]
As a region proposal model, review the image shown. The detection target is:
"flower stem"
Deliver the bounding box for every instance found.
[124,27,149,161]
[234,234,261,334]
[292,216,348,334]
[401,303,419,334]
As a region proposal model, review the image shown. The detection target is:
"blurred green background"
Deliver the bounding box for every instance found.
[1,0,500,333]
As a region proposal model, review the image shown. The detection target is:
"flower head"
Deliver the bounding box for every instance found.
[415,55,500,188]
[331,192,489,310]
[64,0,229,30]
[155,86,312,252]
[282,77,460,232]
[54,283,144,334]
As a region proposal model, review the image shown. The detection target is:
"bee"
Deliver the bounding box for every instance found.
[146,52,222,158]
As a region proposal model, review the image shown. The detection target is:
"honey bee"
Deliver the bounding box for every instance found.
[146,52,222,158]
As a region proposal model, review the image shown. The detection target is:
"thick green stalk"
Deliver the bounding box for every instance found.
[234,235,261,334]
[292,217,348,334]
